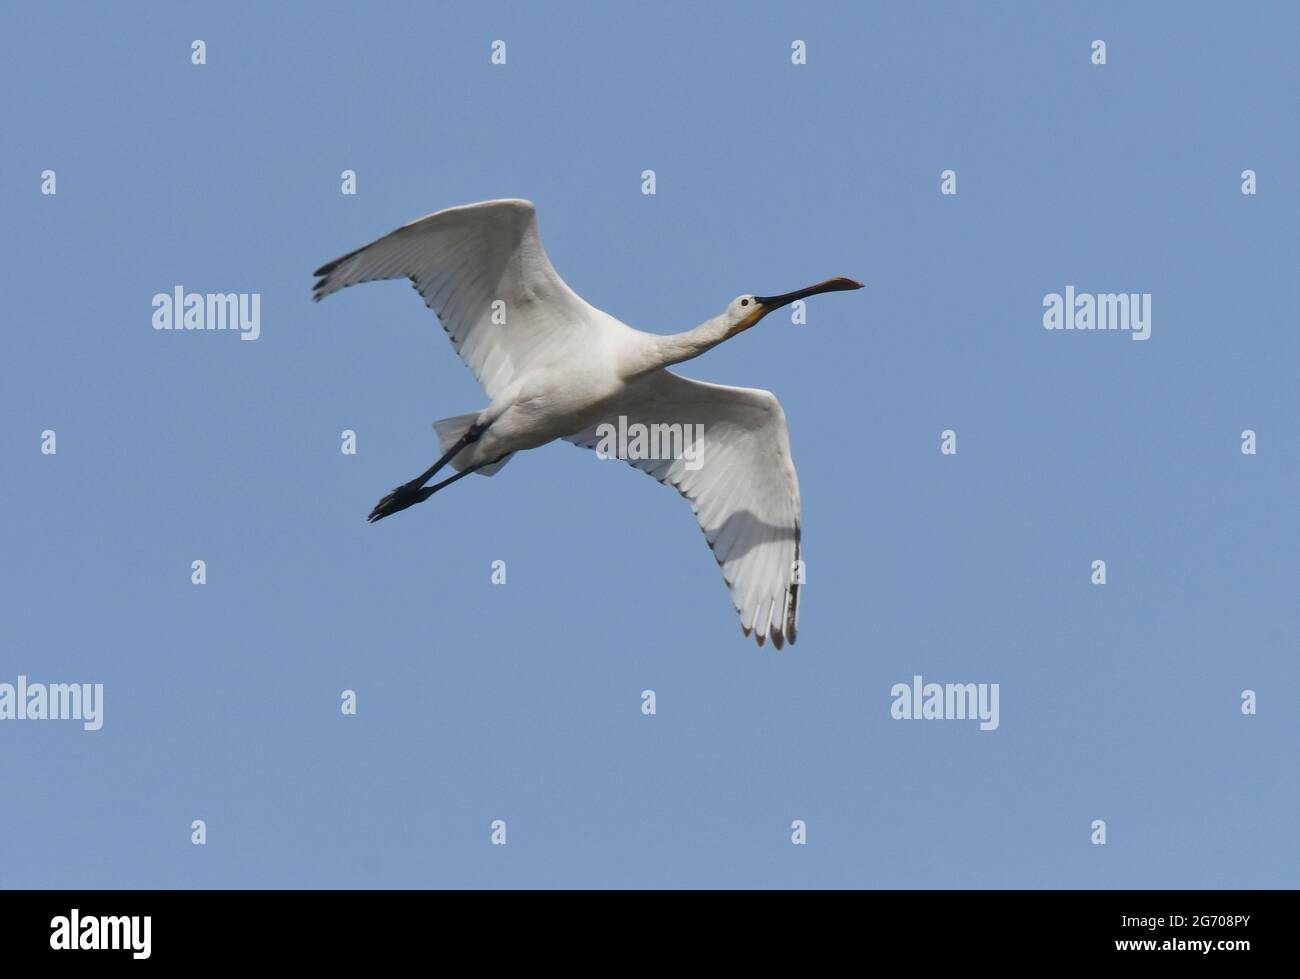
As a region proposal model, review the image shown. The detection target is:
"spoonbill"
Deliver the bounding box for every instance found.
[312,199,861,648]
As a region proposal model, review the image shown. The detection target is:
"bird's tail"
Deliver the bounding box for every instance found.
[432,413,514,476]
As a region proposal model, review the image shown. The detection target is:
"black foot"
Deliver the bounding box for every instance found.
[367,482,432,523]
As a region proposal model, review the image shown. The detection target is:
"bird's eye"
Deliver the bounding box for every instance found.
[740,299,749,306]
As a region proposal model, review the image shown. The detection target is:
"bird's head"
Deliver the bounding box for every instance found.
[723,276,864,336]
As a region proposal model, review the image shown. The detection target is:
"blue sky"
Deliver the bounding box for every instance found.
[1,1,1296,888]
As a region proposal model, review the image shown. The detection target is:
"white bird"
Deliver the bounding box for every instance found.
[313,199,861,648]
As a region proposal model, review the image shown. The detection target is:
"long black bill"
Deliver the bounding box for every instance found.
[754,276,864,310]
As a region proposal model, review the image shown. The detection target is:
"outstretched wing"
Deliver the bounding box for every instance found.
[567,371,803,648]
[313,199,601,400]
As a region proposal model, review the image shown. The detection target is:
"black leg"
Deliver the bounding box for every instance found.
[367,454,507,523]
[366,424,485,523]
[420,461,484,496]
[410,423,483,488]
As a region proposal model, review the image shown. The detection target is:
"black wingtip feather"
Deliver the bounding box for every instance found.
[312,243,366,285]
[312,253,348,279]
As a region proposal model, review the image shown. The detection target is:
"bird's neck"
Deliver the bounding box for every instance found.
[640,315,741,373]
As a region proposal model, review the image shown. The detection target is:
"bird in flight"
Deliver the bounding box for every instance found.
[312,200,861,648]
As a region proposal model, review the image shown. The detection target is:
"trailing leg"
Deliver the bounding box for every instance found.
[366,423,486,522]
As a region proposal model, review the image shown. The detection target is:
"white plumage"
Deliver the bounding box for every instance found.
[313,199,861,648]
